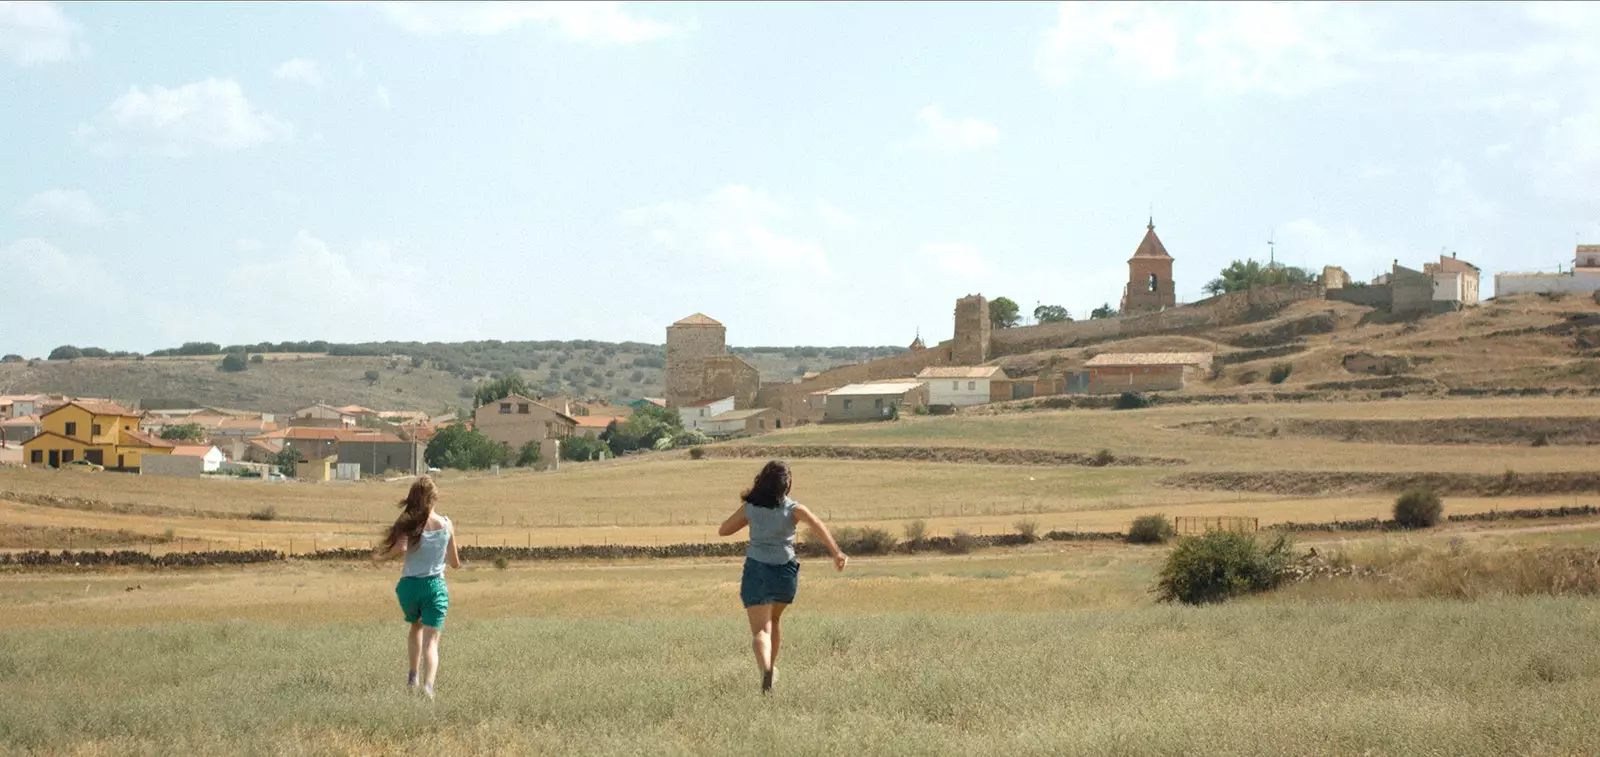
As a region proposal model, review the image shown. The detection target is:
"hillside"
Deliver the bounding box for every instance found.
[0,341,906,414]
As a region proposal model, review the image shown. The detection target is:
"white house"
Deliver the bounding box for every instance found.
[677,396,735,431]
[917,366,1004,407]
[170,444,226,472]
[1496,246,1600,297]
[0,394,46,419]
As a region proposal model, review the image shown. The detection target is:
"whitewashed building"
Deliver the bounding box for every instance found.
[1497,246,1600,297]
[170,444,227,472]
[677,396,734,432]
[917,366,1004,407]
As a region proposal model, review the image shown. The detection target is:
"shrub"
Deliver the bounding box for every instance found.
[688,447,706,460]
[1393,489,1443,529]
[1014,518,1040,543]
[1126,514,1176,545]
[903,519,927,544]
[1091,449,1116,467]
[1155,531,1293,605]
[1268,362,1294,384]
[218,353,248,372]
[493,556,510,571]
[834,527,897,555]
[1531,432,1551,448]
[950,529,977,555]
[1237,370,1261,385]
[247,506,278,522]
[516,440,542,467]
[1114,392,1150,410]
[363,369,381,384]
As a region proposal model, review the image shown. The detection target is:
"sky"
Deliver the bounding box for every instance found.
[2,1,1597,358]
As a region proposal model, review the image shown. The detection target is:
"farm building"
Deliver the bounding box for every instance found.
[917,366,1004,407]
[170,444,226,472]
[703,408,782,438]
[1084,353,1213,394]
[823,381,929,423]
[678,396,735,432]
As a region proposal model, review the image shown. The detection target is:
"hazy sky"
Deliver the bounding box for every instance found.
[2,1,1597,357]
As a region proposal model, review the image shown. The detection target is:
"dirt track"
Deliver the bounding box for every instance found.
[1164,471,1600,496]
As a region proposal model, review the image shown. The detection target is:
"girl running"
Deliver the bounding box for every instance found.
[372,475,461,700]
[718,460,848,694]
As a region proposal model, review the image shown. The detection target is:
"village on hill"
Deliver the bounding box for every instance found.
[1,222,1597,482]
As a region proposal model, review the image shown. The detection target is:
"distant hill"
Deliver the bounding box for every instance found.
[0,340,907,414]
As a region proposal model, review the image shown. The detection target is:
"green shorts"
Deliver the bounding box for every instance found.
[395,576,449,629]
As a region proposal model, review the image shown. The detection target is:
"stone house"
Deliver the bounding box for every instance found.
[1084,353,1213,394]
[1423,253,1480,306]
[291,404,357,429]
[917,366,1004,407]
[823,381,929,423]
[337,436,426,477]
[472,394,576,452]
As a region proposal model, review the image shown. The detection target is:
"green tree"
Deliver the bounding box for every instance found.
[363,369,381,385]
[560,435,609,462]
[218,353,249,372]
[1204,259,1315,296]
[273,445,299,477]
[516,440,543,467]
[159,423,206,443]
[1,354,23,363]
[425,424,509,470]
[989,297,1021,329]
[473,375,532,407]
[48,345,83,361]
[1090,303,1119,320]
[1033,304,1071,324]
[601,403,684,456]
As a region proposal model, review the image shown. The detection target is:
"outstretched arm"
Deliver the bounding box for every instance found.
[718,504,749,537]
[793,504,848,572]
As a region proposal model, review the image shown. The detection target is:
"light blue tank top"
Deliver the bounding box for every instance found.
[401,517,452,578]
[746,498,798,565]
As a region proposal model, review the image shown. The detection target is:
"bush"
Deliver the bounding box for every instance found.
[516,440,542,467]
[1268,362,1294,384]
[903,519,927,543]
[1014,518,1040,543]
[1394,489,1443,529]
[48,345,83,361]
[1237,370,1261,385]
[833,526,897,555]
[1155,531,1293,605]
[219,353,248,372]
[1126,514,1176,545]
[950,529,977,555]
[493,556,510,570]
[1114,392,1150,410]
[560,435,609,462]
[688,447,706,460]
[1531,432,1551,448]
[247,506,278,522]
[1091,449,1116,467]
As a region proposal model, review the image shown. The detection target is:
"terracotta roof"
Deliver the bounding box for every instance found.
[46,399,140,418]
[170,444,219,458]
[122,429,176,448]
[218,418,276,431]
[575,415,625,428]
[0,414,40,426]
[1084,352,1212,368]
[1129,221,1172,260]
[338,405,378,415]
[917,366,1004,379]
[256,427,406,443]
[672,313,723,327]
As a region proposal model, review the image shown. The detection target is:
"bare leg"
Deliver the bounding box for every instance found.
[421,626,443,693]
[407,623,424,682]
[770,603,789,672]
[745,604,774,674]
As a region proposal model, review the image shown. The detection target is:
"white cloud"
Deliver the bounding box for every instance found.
[1276,219,1406,281]
[1536,109,1600,200]
[905,107,999,152]
[81,78,293,157]
[0,1,84,66]
[14,189,107,226]
[273,57,325,87]
[376,1,682,43]
[1436,158,1498,223]
[1355,162,1394,180]
[0,237,115,295]
[815,200,859,232]
[1485,143,1513,159]
[235,237,264,252]
[624,186,833,275]
[1036,2,1375,95]
[922,242,995,279]
[375,85,391,108]
[226,232,432,338]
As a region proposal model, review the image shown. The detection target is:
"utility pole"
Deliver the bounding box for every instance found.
[1267,231,1276,268]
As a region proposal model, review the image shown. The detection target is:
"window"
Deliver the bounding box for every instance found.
[874,398,884,409]
[843,399,853,411]
[518,403,530,414]
[699,409,707,417]
[30,450,41,464]
[62,450,75,463]
[92,424,102,436]
[1149,273,1159,293]
[968,381,976,391]
[952,381,959,390]
[64,422,77,437]
[758,419,765,430]
[499,403,512,414]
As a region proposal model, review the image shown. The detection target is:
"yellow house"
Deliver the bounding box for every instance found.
[23,400,175,471]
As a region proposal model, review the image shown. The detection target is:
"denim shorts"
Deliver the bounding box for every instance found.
[740,557,799,608]
[396,575,449,628]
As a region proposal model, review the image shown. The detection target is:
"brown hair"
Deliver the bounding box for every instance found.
[382,476,438,552]
[742,460,791,509]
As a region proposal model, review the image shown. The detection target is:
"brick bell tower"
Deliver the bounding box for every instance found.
[1121,217,1176,313]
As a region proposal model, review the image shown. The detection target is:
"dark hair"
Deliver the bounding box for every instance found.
[742,460,791,509]
[382,476,438,552]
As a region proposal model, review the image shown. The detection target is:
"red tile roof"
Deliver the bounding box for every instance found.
[46,399,140,418]
[122,429,176,448]
[1130,221,1172,260]
[254,427,406,443]
[170,444,219,458]
[672,313,723,327]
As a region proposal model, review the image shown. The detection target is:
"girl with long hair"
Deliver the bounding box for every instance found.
[718,460,847,694]
[372,475,461,699]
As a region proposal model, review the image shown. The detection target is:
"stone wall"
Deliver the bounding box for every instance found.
[665,322,726,407]
[1391,267,1435,316]
[1328,284,1393,309]
[952,295,991,364]
[700,355,761,410]
[756,342,955,420]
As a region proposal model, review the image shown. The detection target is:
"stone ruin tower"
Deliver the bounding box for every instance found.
[1121,218,1176,313]
[952,295,991,365]
[665,313,726,408]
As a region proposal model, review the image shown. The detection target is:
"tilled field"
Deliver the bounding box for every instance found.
[1174,415,1600,446]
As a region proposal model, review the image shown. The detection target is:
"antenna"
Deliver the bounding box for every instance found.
[1266,231,1276,267]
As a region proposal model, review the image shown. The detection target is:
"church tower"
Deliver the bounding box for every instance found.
[1120,218,1176,313]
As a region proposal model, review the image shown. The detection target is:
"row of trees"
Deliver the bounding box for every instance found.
[987,298,1120,329]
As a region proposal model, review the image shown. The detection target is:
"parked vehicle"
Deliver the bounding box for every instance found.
[62,459,104,472]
